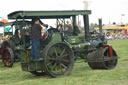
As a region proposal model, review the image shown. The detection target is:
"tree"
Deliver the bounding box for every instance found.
[89,23,98,30]
[113,22,116,25]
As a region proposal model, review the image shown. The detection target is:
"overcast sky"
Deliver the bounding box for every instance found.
[0,0,128,24]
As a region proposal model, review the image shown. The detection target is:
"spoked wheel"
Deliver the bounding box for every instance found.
[30,71,46,76]
[88,48,118,69]
[2,48,14,67]
[42,42,74,77]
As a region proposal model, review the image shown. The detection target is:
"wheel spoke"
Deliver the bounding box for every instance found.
[55,65,58,73]
[60,48,66,57]
[63,59,70,63]
[60,63,67,69]
[47,62,53,66]
[51,63,57,71]
[48,57,56,60]
[59,64,63,73]
[61,54,68,58]
[54,47,58,57]
[48,53,56,59]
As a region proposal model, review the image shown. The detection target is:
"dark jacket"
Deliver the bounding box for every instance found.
[31,24,42,39]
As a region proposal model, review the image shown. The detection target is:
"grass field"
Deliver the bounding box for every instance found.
[0,39,128,85]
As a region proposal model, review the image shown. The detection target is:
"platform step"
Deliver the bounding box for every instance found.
[21,61,43,72]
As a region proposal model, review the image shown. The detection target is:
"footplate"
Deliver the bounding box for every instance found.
[21,61,43,72]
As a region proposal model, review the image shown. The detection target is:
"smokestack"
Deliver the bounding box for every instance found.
[83,0,89,10]
[98,18,102,34]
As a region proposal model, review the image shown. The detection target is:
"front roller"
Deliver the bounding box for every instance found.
[42,42,74,77]
[87,45,118,69]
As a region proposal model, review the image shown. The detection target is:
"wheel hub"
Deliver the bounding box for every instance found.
[56,57,63,63]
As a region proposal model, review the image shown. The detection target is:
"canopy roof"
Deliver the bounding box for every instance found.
[8,10,91,19]
[1,19,8,23]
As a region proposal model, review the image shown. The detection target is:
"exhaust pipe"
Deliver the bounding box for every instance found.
[98,18,102,34]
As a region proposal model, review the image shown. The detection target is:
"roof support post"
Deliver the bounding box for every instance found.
[83,15,90,42]
[72,15,77,35]
[22,17,25,47]
[72,15,77,27]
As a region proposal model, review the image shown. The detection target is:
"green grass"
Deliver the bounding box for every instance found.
[0,39,128,85]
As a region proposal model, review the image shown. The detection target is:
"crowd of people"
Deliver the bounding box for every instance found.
[105,34,128,40]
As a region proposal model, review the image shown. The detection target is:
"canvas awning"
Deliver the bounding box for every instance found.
[125,26,128,29]
[1,19,8,23]
[95,25,126,30]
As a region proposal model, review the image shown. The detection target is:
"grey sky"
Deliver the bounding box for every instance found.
[0,0,128,24]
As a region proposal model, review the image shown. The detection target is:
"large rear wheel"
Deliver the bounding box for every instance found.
[42,42,74,77]
[2,48,14,67]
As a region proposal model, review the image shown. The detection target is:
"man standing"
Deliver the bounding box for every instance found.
[31,17,47,61]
